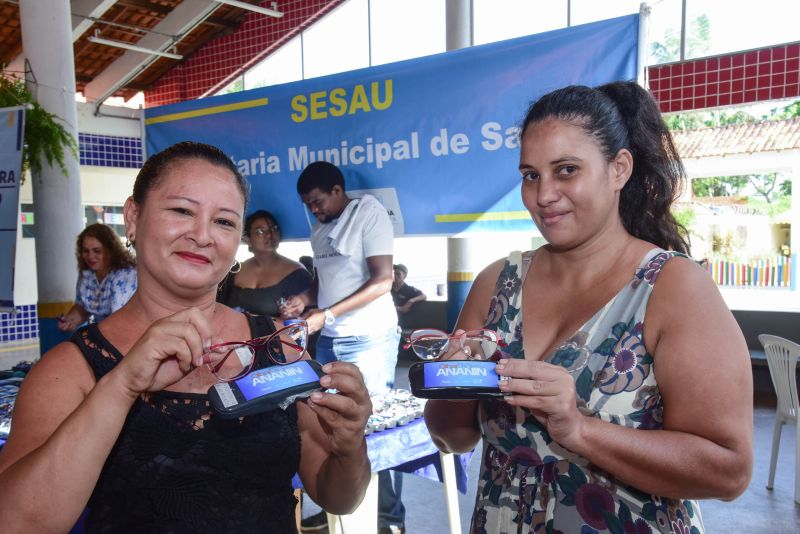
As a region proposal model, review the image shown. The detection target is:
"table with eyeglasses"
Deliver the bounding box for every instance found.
[294,391,472,534]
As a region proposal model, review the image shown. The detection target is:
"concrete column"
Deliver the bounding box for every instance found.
[445,0,475,330]
[790,158,800,291]
[19,0,83,354]
[446,237,483,331]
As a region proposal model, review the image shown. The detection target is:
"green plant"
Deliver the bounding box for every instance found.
[0,73,78,178]
[711,231,740,259]
[672,206,696,230]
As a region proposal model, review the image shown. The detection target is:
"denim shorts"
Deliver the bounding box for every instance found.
[315,325,400,393]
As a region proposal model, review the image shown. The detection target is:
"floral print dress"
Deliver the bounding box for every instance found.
[471,248,705,534]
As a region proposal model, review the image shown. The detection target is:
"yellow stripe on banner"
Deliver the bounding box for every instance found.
[37,301,74,318]
[8,110,14,128]
[144,98,269,125]
[435,211,530,223]
[447,271,475,282]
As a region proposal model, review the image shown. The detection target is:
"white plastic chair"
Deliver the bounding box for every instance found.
[759,334,800,503]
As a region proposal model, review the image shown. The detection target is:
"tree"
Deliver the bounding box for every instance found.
[664,112,701,131]
[664,102,799,133]
[218,76,244,95]
[650,14,711,64]
[750,173,779,203]
[692,175,749,197]
[770,101,800,120]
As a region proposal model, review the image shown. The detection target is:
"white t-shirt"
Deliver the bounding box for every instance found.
[311,194,397,337]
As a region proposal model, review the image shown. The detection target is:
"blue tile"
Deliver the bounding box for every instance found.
[78,133,143,169]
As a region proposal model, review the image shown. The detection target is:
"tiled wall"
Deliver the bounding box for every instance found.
[648,42,800,113]
[0,305,38,343]
[146,0,344,107]
[79,133,144,168]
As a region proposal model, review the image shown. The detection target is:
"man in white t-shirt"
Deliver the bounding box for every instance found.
[282,161,405,534]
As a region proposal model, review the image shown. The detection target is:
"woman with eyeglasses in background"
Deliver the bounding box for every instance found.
[57,223,137,332]
[218,209,313,318]
[424,82,753,533]
[0,142,372,533]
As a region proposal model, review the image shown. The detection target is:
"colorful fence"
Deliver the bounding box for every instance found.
[708,256,793,288]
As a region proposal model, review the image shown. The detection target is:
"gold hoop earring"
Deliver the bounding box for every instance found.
[230,260,241,274]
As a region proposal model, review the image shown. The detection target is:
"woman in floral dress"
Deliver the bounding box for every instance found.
[424,82,753,534]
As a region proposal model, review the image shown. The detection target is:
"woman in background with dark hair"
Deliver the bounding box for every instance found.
[424,81,753,533]
[57,223,137,331]
[218,209,312,318]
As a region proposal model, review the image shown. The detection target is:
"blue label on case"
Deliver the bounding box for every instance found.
[422,361,499,388]
[236,360,318,401]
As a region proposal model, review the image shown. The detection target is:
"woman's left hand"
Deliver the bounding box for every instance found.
[496,358,585,450]
[305,361,372,458]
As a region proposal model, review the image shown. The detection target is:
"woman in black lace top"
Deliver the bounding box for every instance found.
[0,142,372,533]
[217,210,312,317]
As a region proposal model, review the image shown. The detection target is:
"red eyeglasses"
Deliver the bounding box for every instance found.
[204,321,308,382]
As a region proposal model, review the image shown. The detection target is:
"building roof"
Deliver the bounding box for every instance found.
[672,117,800,158]
[0,1,321,103]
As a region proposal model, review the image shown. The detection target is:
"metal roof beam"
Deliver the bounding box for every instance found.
[5,0,117,77]
[82,0,220,107]
[71,0,118,41]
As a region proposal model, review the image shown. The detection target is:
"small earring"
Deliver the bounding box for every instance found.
[230,260,241,274]
[125,235,135,248]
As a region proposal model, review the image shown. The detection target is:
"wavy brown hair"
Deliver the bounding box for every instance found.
[76,223,136,272]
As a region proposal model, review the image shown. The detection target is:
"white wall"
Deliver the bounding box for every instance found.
[13,222,37,306]
[19,165,138,205]
[76,101,142,137]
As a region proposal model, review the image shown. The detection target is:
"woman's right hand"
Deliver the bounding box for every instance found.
[112,308,220,397]
[57,306,86,332]
[496,358,584,449]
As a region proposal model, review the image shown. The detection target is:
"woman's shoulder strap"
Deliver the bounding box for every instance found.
[69,324,121,381]
[634,249,691,287]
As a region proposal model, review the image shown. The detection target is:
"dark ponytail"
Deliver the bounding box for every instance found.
[520,81,689,253]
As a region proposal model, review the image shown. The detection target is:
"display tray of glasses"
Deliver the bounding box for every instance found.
[365,389,426,435]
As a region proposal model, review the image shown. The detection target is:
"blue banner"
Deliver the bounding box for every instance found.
[0,106,25,309]
[146,15,638,239]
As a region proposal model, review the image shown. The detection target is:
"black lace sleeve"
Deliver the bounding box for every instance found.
[70,324,122,381]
